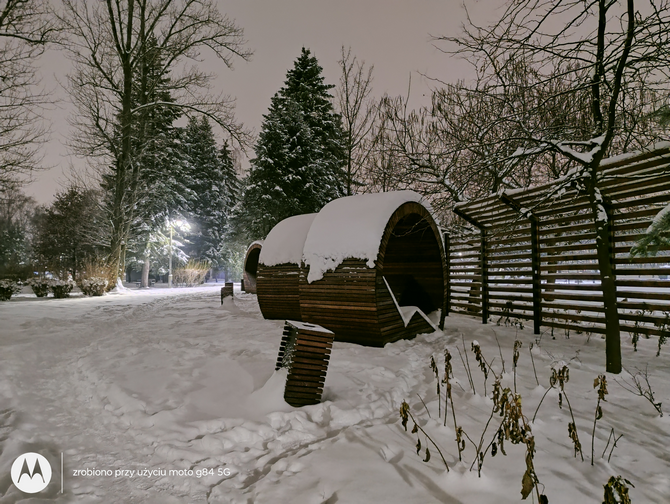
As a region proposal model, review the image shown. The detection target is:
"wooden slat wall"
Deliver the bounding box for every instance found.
[487,223,535,324]
[299,259,381,345]
[257,263,303,320]
[448,147,670,340]
[448,236,483,315]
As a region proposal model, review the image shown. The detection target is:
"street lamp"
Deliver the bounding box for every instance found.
[168,223,174,288]
[168,219,188,288]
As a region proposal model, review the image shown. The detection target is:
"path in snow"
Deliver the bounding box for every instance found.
[1,284,669,503]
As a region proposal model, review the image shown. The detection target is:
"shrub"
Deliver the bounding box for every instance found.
[0,279,22,301]
[26,277,51,297]
[80,277,108,296]
[50,278,75,298]
[78,260,117,293]
[173,260,210,287]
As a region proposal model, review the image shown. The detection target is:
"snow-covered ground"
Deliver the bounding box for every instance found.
[1,283,669,503]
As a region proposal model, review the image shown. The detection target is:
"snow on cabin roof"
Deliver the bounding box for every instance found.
[246,240,264,251]
[303,190,430,283]
[258,213,317,267]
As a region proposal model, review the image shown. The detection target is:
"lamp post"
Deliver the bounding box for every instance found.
[168,223,173,288]
[167,219,188,288]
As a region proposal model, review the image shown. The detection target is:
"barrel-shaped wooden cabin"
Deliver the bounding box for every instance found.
[242,241,262,293]
[256,213,317,320]
[257,191,446,347]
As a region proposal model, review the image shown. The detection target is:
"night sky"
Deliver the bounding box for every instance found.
[24,0,495,204]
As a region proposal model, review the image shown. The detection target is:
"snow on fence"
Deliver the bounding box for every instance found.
[448,144,670,339]
[255,191,447,346]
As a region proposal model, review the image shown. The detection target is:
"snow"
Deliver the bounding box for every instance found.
[600,140,670,168]
[648,202,670,232]
[303,190,431,283]
[1,284,670,503]
[247,240,264,250]
[285,320,333,334]
[110,278,130,293]
[258,213,316,266]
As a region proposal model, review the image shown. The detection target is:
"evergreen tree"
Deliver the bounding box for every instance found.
[182,116,239,272]
[0,188,38,279]
[33,187,106,279]
[117,37,192,286]
[242,47,346,238]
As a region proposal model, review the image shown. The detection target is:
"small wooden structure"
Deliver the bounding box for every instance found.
[448,144,670,339]
[220,282,233,304]
[257,191,446,346]
[257,213,317,321]
[242,241,262,294]
[275,320,334,407]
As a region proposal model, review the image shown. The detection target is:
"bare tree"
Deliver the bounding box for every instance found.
[374,89,463,221]
[58,0,252,278]
[335,46,377,195]
[0,0,55,194]
[439,0,670,373]
[365,62,591,223]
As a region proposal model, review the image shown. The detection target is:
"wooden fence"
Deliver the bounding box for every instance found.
[446,145,670,340]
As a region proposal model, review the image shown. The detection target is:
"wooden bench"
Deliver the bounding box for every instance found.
[135,280,156,288]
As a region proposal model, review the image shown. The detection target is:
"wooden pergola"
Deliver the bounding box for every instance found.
[448,144,670,339]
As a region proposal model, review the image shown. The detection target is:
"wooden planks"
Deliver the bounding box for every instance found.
[220,282,233,304]
[257,263,303,320]
[275,321,334,407]
[298,202,445,347]
[300,259,381,344]
[448,145,670,341]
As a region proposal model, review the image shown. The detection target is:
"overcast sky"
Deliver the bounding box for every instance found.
[24,0,496,205]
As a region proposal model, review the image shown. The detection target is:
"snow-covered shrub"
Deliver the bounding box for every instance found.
[26,277,51,297]
[0,279,22,301]
[80,277,108,296]
[173,260,210,287]
[50,278,75,298]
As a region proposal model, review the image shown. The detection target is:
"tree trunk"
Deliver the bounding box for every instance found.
[590,194,621,374]
[107,0,136,282]
[141,257,150,288]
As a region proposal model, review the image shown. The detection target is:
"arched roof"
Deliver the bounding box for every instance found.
[258,213,317,267]
[303,190,434,283]
[244,241,263,272]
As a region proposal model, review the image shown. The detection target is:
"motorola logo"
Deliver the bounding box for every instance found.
[11,452,52,493]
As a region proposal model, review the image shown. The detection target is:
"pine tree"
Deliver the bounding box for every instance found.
[242,47,346,238]
[179,116,241,279]
[134,37,189,217]
[118,36,192,286]
[33,187,106,280]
